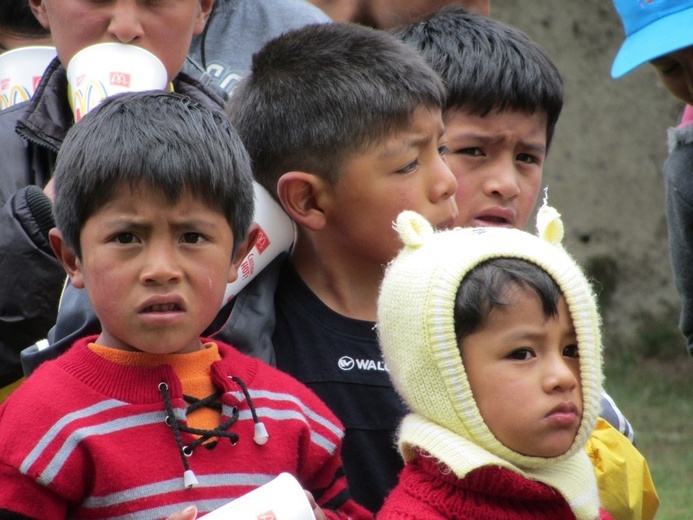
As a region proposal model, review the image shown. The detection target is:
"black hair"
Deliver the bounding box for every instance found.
[226,22,446,199]
[393,6,564,148]
[52,91,255,259]
[0,0,50,38]
[454,258,563,343]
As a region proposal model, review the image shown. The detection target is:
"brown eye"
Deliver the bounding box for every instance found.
[562,344,579,358]
[508,348,533,360]
[115,233,135,244]
[397,159,419,174]
[182,233,203,244]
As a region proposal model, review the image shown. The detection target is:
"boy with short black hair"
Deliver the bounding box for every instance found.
[226,22,458,512]
[13,0,331,386]
[393,5,562,233]
[0,0,226,390]
[0,91,370,520]
[376,209,614,519]
[393,4,636,441]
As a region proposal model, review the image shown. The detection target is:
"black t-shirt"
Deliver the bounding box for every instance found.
[273,260,406,513]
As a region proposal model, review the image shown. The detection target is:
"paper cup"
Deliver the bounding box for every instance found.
[203,473,314,520]
[223,183,295,304]
[66,42,167,121]
[0,46,56,110]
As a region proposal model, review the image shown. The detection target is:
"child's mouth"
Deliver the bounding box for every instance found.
[142,303,181,313]
[479,216,508,224]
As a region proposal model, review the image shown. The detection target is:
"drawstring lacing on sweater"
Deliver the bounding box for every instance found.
[229,376,270,446]
[158,377,269,489]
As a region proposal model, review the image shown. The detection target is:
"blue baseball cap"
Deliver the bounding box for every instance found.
[611,0,693,78]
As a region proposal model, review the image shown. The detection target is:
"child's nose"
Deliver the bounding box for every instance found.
[107,1,145,44]
[140,246,183,285]
[543,356,578,393]
[484,161,521,200]
[431,157,458,201]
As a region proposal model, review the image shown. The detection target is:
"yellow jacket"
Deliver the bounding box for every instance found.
[586,418,659,520]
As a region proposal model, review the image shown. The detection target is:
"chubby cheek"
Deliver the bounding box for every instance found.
[515,200,536,230]
[453,184,479,227]
[201,272,227,305]
[76,245,131,300]
[519,177,541,211]
[50,14,104,65]
[82,266,127,312]
[395,179,447,221]
[475,394,512,443]
[195,264,235,310]
[445,155,466,179]
[151,20,201,82]
[475,383,530,450]
[159,51,188,84]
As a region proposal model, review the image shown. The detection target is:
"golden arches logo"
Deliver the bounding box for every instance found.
[0,85,31,110]
[71,80,108,121]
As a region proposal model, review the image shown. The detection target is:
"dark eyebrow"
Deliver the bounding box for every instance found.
[169,219,221,234]
[100,218,150,234]
[378,126,447,160]
[449,131,546,156]
[518,141,547,156]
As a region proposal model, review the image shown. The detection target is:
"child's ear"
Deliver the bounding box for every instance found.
[193,0,216,36]
[28,0,50,30]
[277,171,329,231]
[228,224,260,283]
[49,228,85,289]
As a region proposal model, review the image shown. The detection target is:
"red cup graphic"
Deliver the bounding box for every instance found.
[223,183,295,304]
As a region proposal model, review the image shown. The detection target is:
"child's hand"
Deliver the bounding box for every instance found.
[166,505,197,520]
[306,490,325,520]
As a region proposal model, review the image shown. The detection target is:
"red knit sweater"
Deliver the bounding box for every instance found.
[0,337,371,519]
[377,454,613,520]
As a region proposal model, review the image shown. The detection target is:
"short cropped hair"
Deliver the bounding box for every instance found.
[454,258,563,343]
[226,22,446,198]
[53,91,255,259]
[0,0,50,38]
[394,6,564,148]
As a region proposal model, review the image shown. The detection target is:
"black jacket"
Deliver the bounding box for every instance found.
[0,57,226,387]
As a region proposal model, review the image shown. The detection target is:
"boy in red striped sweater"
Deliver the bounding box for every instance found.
[0,91,370,520]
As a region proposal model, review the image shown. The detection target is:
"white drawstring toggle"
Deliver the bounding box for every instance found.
[254,422,269,445]
[184,469,199,488]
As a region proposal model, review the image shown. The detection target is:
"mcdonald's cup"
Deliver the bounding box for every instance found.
[67,43,167,122]
[202,473,315,520]
[222,182,295,305]
[0,46,56,110]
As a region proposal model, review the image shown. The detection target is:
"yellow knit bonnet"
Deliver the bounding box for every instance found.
[377,205,603,469]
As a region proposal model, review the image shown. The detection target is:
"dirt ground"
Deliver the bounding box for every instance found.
[492,1,684,353]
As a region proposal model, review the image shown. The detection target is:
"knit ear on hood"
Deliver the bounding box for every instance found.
[536,189,564,246]
[378,206,603,471]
